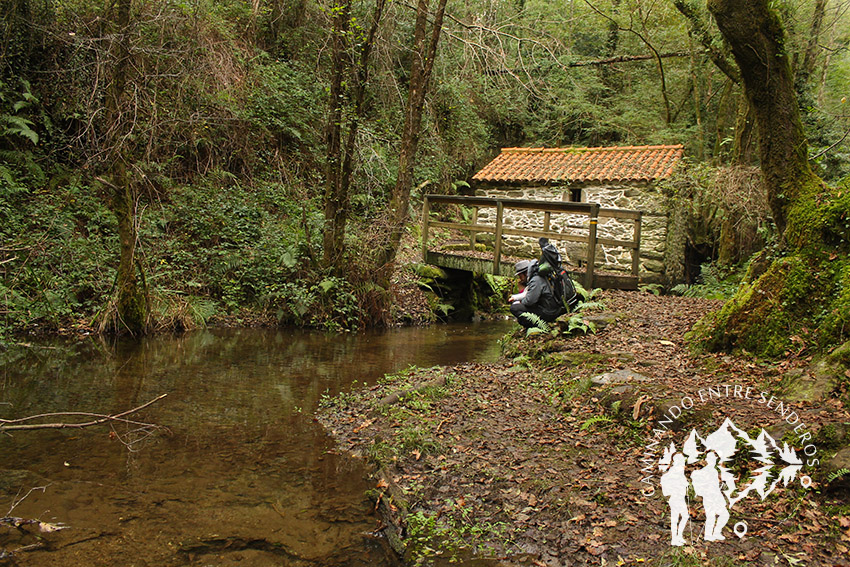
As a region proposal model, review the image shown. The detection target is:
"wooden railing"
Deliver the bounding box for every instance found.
[421,194,642,289]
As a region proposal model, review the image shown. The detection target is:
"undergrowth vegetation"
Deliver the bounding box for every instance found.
[1,0,849,345]
[0,173,389,336]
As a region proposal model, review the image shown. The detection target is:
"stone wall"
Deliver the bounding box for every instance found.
[473,183,670,283]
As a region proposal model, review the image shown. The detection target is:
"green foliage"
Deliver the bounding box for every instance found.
[0,178,116,337]
[404,506,514,564]
[573,280,601,303]
[242,58,323,153]
[0,168,381,335]
[670,262,743,299]
[827,468,850,484]
[580,415,614,431]
[564,311,598,335]
[520,312,550,336]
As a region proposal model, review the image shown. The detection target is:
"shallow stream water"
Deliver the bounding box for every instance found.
[0,321,514,566]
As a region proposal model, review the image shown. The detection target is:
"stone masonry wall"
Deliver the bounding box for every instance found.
[473,184,670,283]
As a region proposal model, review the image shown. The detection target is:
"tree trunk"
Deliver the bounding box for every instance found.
[731,93,756,165]
[103,0,147,335]
[375,0,448,274]
[111,164,146,334]
[707,0,824,245]
[322,0,386,268]
[799,0,826,83]
[693,0,850,357]
[322,0,352,267]
[673,0,740,84]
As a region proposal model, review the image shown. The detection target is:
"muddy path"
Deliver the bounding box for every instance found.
[318,291,850,566]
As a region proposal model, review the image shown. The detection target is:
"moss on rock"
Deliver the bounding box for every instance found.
[690,253,850,357]
[690,182,850,358]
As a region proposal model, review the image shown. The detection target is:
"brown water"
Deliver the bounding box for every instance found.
[0,321,513,566]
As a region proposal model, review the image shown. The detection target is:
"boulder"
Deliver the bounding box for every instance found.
[590,368,652,387]
[783,361,838,403]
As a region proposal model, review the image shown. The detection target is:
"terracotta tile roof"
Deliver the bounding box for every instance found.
[472,144,684,185]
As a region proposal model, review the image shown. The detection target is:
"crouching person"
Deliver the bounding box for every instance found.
[509,259,562,328]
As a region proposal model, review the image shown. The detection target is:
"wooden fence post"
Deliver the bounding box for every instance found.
[632,213,642,277]
[585,204,599,289]
[422,195,431,262]
[493,201,504,275]
[469,206,479,250]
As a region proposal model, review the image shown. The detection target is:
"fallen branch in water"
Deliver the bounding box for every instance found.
[1,516,68,533]
[0,394,168,432]
[1,485,69,560]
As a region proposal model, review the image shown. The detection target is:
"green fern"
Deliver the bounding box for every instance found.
[670,283,690,296]
[640,283,664,296]
[520,311,550,335]
[567,313,597,334]
[573,280,602,302]
[576,300,604,312]
[435,302,454,316]
[827,468,849,484]
[0,115,38,144]
[580,415,614,431]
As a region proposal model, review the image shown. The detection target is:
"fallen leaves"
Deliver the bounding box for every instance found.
[317,290,847,566]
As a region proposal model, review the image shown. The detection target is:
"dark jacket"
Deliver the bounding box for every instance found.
[521,272,562,321]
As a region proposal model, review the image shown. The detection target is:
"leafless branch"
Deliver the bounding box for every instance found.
[0,393,168,432]
[7,485,49,517]
[810,124,850,160]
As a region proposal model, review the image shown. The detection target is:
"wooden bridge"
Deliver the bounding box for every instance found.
[421,195,642,290]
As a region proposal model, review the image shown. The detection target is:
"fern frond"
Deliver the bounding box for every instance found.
[580,415,613,431]
[827,468,850,483]
[520,311,549,335]
[576,300,604,312]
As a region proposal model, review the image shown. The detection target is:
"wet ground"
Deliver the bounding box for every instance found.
[319,291,850,566]
[0,321,514,566]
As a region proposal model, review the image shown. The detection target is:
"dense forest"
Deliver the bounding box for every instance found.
[1,0,849,345]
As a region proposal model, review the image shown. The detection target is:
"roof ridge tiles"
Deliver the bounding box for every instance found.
[473,144,684,184]
[500,144,684,154]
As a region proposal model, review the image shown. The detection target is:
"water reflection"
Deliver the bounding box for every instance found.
[0,320,513,566]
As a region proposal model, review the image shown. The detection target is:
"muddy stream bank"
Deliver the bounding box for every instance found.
[319,291,850,567]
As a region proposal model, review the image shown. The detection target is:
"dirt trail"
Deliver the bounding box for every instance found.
[319,291,850,566]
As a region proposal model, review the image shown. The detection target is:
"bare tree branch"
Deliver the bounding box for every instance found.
[0,393,167,432]
[810,124,850,161]
[583,0,672,124]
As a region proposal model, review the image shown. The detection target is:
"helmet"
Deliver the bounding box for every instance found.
[514,260,531,275]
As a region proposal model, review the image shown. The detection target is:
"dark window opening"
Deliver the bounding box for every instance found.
[569,188,582,202]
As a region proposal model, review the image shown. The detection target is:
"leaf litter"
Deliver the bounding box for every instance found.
[318,290,850,566]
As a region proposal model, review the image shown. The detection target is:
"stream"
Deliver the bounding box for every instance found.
[0,320,514,566]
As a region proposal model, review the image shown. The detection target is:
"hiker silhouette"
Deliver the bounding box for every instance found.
[691,451,730,541]
[660,452,689,546]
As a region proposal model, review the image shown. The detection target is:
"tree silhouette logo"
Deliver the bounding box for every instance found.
[656,418,811,546]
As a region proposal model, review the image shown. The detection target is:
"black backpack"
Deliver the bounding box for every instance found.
[537,238,580,314]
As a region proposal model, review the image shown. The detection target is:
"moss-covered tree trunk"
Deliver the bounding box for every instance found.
[111,163,146,334]
[695,0,850,356]
[707,0,825,247]
[323,0,385,269]
[322,0,351,268]
[103,0,147,335]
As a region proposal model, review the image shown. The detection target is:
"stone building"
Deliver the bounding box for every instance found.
[471,145,685,284]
